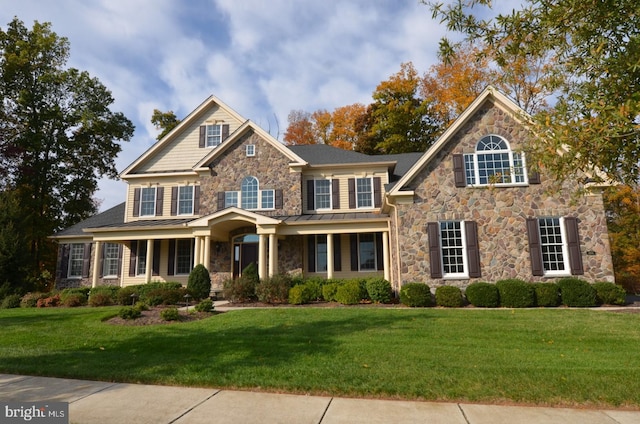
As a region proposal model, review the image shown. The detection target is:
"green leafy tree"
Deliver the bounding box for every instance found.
[151,109,180,141]
[0,18,134,285]
[428,0,640,186]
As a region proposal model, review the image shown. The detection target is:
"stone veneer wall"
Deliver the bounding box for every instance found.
[394,101,615,289]
[199,130,302,216]
[54,243,122,289]
[278,236,303,276]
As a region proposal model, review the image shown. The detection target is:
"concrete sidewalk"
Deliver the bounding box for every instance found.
[1,374,639,424]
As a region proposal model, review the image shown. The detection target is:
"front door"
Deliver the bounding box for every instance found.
[233,234,259,278]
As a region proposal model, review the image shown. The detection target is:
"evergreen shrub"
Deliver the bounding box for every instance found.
[1,294,21,309]
[495,279,535,308]
[534,283,560,307]
[187,264,212,300]
[557,277,597,307]
[322,282,341,302]
[195,298,214,312]
[223,276,257,303]
[118,306,141,320]
[288,285,310,305]
[335,280,363,305]
[592,282,626,306]
[160,307,179,321]
[465,282,499,307]
[366,278,392,304]
[399,283,432,307]
[256,273,292,303]
[435,286,464,307]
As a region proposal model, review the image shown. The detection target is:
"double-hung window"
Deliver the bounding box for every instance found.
[225,191,239,208]
[175,239,194,275]
[136,242,147,276]
[463,135,526,186]
[178,186,194,215]
[315,235,328,272]
[427,221,481,279]
[241,177,259,209]
[358,233,377,271]
[439,221,467,277]
[68,244,84,278]
[206,124,222,147]
[102,243,120,277]
[140,187,156,216]
[356,177,373,208]
[526,216,584,277]
[315,180,332,210]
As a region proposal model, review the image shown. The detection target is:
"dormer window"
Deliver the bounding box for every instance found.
[199,123,230,148]
[140,187,156,216]
[463,135,527,186]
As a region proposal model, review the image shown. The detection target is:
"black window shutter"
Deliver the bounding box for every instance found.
[307,180,315,210]
[217,192,226,210]
[275,189,283,209]
[375,233,384,271]
[465,221,481,278]
[117,244,123,277]
[133,188,141,217]
[58,244,70,279]
[199,125,206,148]
[194,186,201,214]
[167,240,176,276]
[155,187,164,216]
[350,234,359,271]
[82,243,92,278]
[221,124,230,141]
[529,171,541,184]
[373,177,382,208]
[565,217,584,275]
[427,222,443,278]
[129,241,138,277]
[152,240,161,276]
[333,234,342,272]
[307,236,316,272]
[348,178,356,209]
[170,187,178,215]
[526,218,544,276]
[99,243,105,278]
[453,154,466,187]
[332,179,340,209]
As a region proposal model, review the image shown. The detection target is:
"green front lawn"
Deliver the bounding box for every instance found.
[1,307,639,407]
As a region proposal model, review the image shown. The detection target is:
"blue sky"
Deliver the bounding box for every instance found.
[1,0,476,211]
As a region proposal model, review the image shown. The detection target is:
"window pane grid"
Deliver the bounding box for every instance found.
[440,221,465,274]
[356,178,373,208]
[241,177,258,209]
[225,191,238,208]
[178,186,193,215]
[206,124,221,147]
[315,180,331,209]
[176,239,193,275]
[358,233,376,270]
[103,243,119,276]
[316,235,327,272]
[69,244,84,277]
[464,154,476,185]
[261,189,274,209]
[140,187,156,216]
[136,242,147,276]
[468,135,526,186]
[538,218,566,272]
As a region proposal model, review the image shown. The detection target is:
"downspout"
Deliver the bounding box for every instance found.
[385,195,403,296]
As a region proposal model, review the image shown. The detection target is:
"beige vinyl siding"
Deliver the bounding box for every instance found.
[136,107,242,174]
[302,168,389,214]
[120,240,191,287]
[124,177,200,222]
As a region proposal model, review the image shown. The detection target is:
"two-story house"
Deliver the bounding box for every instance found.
[51,87,615,293]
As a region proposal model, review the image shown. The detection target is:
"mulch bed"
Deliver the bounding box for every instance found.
[106,307,215,326]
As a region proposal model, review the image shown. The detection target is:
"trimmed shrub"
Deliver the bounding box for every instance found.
[534,283,560,307]
[118,306,141,320]
[288,285,309,305]
[557,277,597,307]
[60,288,89,307]
[1,294,21,309]
[88,292,114,307]
[145,287,186,306]
[160,307,180,321]
[187,264,212,300]
[195,298,214,312]
[20,292,47,308]
[89,286,120,305]
[37,294,61,308]
[495,279,535,308]
[303,278,324,301]
[116,286,139,306]
[435,286,464,307]
[322,282,341,302]
[256,274,293,303]
[366,278,392,304]
[399,283,432,307]
[465,282,499,308]
[335,280,363,305]
[223,276,256,303]
[593,282,627,306]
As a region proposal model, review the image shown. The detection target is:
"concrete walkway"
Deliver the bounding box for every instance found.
[1,374,639,424]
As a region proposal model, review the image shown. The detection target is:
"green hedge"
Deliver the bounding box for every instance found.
[435,286,464,307]
[592,282,626,306]
[256,274,293,303]
[534,283,560,307]
[335,280,363,305]
[465,282,499,307]
[495,279,535,308]
[557,277,597,307]
[322,282,341,302]
[365,278,392,304]
[399,283,432,307]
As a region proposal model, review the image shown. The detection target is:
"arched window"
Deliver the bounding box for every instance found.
[241,176,259,209]
[464,135,526,185]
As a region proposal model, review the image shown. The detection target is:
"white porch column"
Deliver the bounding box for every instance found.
[194,237,201,267]
[268,234,278,277]
[326,234,334,280]
[145,239,153,283]
[258,234,267,280]
[203,236,211,270]
[382,231,390,282]
[92,241,101,288]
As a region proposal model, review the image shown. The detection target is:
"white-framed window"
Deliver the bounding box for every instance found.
[261,189,275,209]
[439,221,468,278]
[68,244,84,278]
[178,186,194,215]
[136,242,147,276]
[102,243,120,277]
[225,177,275,211]
[356,177,373,208]
[241,176,259,209]
[315,180,332,210]
[206,124,223,147]
[358,233,377,271]
[225,191,239,208]
[538,217,570,276]
[464,135,527,186]
[315,235,328,272]
[246,144,255,157]
[140,187,156,216]
[175,239,194,275]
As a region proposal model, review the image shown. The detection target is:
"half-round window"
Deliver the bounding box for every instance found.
[464,135,526,185]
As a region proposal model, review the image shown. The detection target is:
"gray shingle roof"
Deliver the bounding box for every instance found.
[53,202,126,237]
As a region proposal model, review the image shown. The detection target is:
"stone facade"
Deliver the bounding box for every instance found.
[394,102,615,288]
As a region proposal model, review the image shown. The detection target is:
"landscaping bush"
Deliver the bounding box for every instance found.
[20,292,47,308]
[335,280,363,305]
[288,285,308,305]
[399,283,432,307]
[302,278,324,301]
[118,306,141,320]
[435,286,464,307]
[593,282,627,306]
[495,279,536,308]
[160,307,180,321]
[322,282,341,302]
[187,264,212,300]
[534,283,560,307]
[195,298,214,312]
[1,294,21,309]
[366,278,392,304]
[223,276,257,303]
[89,286,120,305]
[557,277,597,307]
[465,282,500,307]
[60,288,89,307]
[145,287,186,306]
[88,292,114,307]
[116,286,139,305]
[256,274,293,303]
[37,294,61,308]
